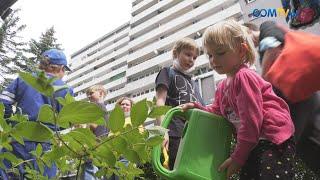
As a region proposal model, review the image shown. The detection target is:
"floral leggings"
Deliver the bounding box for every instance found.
[240,137,295,180]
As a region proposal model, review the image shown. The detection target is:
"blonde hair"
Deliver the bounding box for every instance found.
[116,97,133,107]
[172,37,199,59]
[203,19,256,65]
[86,84,107,98]
[38,57,64,73]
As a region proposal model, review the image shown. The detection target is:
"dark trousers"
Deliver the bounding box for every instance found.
[168,136,181,170]
[240,137,295,180]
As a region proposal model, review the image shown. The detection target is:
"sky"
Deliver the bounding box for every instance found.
[12,0,132,60]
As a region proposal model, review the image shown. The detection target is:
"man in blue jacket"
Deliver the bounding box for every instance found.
[0,49,74,179]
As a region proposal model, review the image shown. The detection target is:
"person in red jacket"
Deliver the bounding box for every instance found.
[245,21,320,176]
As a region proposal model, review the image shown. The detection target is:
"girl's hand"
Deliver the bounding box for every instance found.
[218,157,241,179]
[180,102,195,112]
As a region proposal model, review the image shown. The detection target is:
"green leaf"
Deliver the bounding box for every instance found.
[9,114,29,122]
[42,146,68,164]
[0,103,11,132]
[56,92,75,106]
[19,71,54,97]
[146,136,164,146]
[110,136,127,153]
[36,159,45,175]
[53,84,69,92]
[0,152,20,164]
[65,92,75,104]
[123,149,140,163]
[58,101,104,125]
[68,129,96,148]
[148,106,171,118]
[133,144,148,162]
[145,125,169,137]
[11,121,53,142]
[123,126,144,144]
[10,132,24,145]
[107,105,125,132]
[93,117,106,126]
[37,105,54,124]
[94,145,116,166]
[36,143,43,157]
[130,99,148,127]
[56,97,66,106]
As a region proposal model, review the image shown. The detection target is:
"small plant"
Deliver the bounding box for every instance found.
[0,70,171,179]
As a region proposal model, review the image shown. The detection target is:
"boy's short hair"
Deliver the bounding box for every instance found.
[86,85,107,98]
[38,58,64,73]
[172,37,199,58]
[243,22,259,31]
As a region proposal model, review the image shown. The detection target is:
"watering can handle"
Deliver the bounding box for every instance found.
[152,107,189,179]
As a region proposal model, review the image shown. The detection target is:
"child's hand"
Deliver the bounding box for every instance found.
[162,132,169,151]
[218,157,241,179]
[180,102,195,112]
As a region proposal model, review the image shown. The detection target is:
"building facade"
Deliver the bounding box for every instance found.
[65,0,320,111]
[65,0,243,110]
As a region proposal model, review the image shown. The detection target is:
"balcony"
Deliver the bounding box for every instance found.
[132,0,157,16]
[125,73,157,94]
[127,3,242,64]
[70,28,130,71]
[130,0,178,26]
[68,54,127,87]
[66,44,129,82]
[132,91,155,102]
[73,66,127,93]
[130,0,198,38]
[129,0,233,51]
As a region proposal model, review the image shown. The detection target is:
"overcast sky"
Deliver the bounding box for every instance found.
[12,0,132,59]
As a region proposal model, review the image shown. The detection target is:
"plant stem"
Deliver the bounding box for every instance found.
[91,127,139,151]
[76,158,82,180]
[50,96,81,157]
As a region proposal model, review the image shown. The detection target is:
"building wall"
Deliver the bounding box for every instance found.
[66,0,246,110]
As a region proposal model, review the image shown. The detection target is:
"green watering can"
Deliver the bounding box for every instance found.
[152,107,232,180]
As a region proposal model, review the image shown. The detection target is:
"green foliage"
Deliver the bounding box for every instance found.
[19,71,55,97]
[107,105,125,132]
[131,99,148,127]
[27,26,62,68]
[0,70,170,179]
[11,121,54,142]
[57,101,104,127]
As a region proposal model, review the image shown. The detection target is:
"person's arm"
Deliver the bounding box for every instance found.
[155,85,167,126]
[154,68,170,125]
[231,71,264,166]
[192,82,223,115]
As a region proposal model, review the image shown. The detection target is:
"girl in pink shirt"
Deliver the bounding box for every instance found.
[181,20,295,179]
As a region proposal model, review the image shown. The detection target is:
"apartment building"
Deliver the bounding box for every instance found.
[65,0,246,110]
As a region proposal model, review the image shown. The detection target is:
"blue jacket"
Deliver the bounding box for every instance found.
[0,74,74,130]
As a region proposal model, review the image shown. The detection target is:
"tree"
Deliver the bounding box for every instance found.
[0,70,170,179]
[27,26,62,68]
[0,9,28,90]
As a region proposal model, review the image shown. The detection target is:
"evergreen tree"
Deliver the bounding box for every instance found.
[27,26,62,68]
[0,9,28,90]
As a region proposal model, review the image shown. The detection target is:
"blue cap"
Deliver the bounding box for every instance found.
[42,49,71,71]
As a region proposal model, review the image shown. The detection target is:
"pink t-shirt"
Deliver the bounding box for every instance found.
[194,65,294,166]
